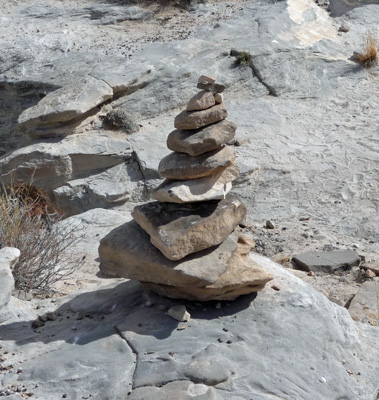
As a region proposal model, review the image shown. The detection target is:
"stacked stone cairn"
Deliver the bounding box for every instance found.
[99,75,274,301]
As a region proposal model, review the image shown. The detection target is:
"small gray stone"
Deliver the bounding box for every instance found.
[168,305,191,322]
[174,103,227,130]
[348,281,379,323]
[167,119,236,157]
[158,146,235,180]
[292,250,361,274]
[197,83,225,93]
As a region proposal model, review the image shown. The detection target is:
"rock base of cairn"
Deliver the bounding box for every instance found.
[98,75,273,301]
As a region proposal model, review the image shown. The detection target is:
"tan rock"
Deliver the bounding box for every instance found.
[143,237,274,301]
[158,145,235,180]
[186,91,215,111]
[174,103,227,130]
[214,93,223,104]
[198,75,216,85]
[98,220,239,287]
[132,194,246,261]
[167,119,236,157]
[152,164,240,203]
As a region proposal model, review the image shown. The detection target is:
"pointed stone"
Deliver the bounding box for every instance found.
[158,146,235,180]
[152,164,239,203]
[174,103,227,130]
[186,91,215,111]
[99,221,239,287]
[132,194,246,261]
[167,120,236,156]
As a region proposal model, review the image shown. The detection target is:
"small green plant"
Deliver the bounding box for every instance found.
[0,182,84,296]
[235,51,252,66]
[353,32,378,68]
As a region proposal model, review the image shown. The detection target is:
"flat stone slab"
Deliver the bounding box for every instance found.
[158,145,235,180]
[132,194,246,261]
[18,76,113,131]
[152,164,239,203]
[144,237,274,301]
[292,250,361,274]
[167,119,237,157]
[174,103,227,130]
[99,221,238,287]
[186,90,215,111]
[348,280,379,324]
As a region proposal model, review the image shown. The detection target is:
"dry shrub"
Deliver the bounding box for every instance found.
[0,183,84,295]
[354,32,378,68]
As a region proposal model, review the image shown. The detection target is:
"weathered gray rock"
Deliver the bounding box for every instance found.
[167,119,237,156]
[186,91,215,111]
[174,103,227,130]
[132,194,246,261]
[53,162,144,216]
[152,164,239,203]
[144,238,274,301]
[99,220,238,287]
[348,280,379,324]
[292,250,361,274]
[158,146,235,180]
[0,133,133,190]
[1,254,379,399]
[0,247,19,322]
[128,381,217,400]
[18,76,113,133]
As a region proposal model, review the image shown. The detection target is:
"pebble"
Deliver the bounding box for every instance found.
[266,220,275,229]
[215,302,221,309]
[364,269,376,279]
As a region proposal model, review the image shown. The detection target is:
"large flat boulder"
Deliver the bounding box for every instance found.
[99,220,238,287]
[174,103,227,130]
[152,164,239,203]
[18,76,113,133]
[158,146,235,180]
[144,237,274,301]
[0,133,133,190]
[167,119,237,156]
[132,194,246,260]
[292,250,361,274]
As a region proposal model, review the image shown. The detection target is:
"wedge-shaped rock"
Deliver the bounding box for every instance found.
[186,91,215,111]
[174,103,227,130]
[152,164,239,203]
[158,146,235,180]
[144,236,274,301]
[18,76,113,131]
[132,194,246,260]
[167,120,236,156]
[99,221,238,287]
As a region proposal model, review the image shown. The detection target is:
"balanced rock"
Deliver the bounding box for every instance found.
[174,103,227,130]
[152,164,240,203]
[197,82,226,93]
[198,75,216,85]
[144,236,274,301]
[158,145,235,180]
[132,194,246,260]
[214,93,223,104]
[99,220,238,287]
[167,119,237,157]
[186,91,215,111]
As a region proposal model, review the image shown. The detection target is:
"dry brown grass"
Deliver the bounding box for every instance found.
[0,182,84,295]
[354,32,378,68]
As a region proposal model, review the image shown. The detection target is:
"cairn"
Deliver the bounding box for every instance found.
[99,76,273,301]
